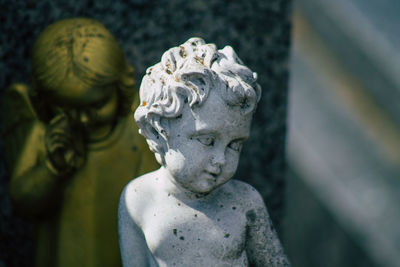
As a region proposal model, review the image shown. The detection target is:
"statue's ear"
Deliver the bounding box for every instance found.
[140,116,169,159]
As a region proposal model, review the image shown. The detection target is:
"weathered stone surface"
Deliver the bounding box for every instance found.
[0,1,292,266]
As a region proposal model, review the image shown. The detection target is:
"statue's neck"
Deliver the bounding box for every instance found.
[159,167,212,202]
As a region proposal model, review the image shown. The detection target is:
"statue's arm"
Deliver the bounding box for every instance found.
[245,190,291,267]
[8,121,69,217]
[118,186,158,267]
[2,83,75,217]
[9,156,68,217]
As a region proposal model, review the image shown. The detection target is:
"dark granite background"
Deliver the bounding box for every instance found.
[0,0,292,266]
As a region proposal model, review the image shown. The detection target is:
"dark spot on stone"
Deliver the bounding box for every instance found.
[224,233,230,238]
[83,57,89,62]
[168,193,171,197]
[194,214,197,217]
[217,218,220,222]
[184,97,188,103]
[180,236,184,240]
[177,114,182,119]
[198,238,200,241]
[131,146,137,151]
[177,134,180,137]
[173,229,177,236]
[177,203,181,206]
[97,33,104,38]
[232,206,236,210]
[246,210,256,222]
[220,204,224,208]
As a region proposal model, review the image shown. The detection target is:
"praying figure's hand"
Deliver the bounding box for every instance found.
[45,112,86,176]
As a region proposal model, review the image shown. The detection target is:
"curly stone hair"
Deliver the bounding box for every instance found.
[135,37,261,159]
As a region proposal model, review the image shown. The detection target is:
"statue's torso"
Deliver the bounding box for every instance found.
[32,115,158,267]
[139,177,250,266]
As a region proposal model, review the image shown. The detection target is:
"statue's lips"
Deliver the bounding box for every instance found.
[203,171,219,182]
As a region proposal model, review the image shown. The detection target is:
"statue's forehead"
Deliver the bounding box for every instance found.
[47,80,115,107]
[187,91,252,136]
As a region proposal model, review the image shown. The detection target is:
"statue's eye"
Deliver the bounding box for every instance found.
[228,140,243,152]
[196,136,215,146]
[93,97,109,109]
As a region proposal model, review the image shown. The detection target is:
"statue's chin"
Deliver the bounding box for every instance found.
[86,121,116,142]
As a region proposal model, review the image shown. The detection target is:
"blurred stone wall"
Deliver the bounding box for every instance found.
[0,1,292,266]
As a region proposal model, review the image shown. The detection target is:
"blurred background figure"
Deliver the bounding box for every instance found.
[283,0,400,266]
[1,18,159,267]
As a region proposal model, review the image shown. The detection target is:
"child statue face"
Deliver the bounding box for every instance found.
[163,90,252,195]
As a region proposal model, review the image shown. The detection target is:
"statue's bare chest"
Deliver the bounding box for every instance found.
[141,197,248,265]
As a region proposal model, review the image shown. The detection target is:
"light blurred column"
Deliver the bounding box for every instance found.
[284,1,400,266]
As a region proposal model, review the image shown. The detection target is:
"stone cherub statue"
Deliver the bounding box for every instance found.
[118,38,290,266]
[1,18,158,267]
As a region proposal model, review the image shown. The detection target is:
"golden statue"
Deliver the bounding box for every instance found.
[1,18,159,267]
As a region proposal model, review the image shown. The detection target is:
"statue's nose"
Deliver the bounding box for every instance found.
[80,111,89,125]
[211,150,226,167]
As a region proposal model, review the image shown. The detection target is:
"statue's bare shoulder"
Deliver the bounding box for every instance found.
[120,169,161,225]
[223,179,265,206]
[119,171,161,267]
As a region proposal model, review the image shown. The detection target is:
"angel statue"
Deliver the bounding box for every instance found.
[0,17,159,267]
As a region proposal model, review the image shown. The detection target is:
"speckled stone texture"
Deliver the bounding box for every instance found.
[0,1,292,266]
